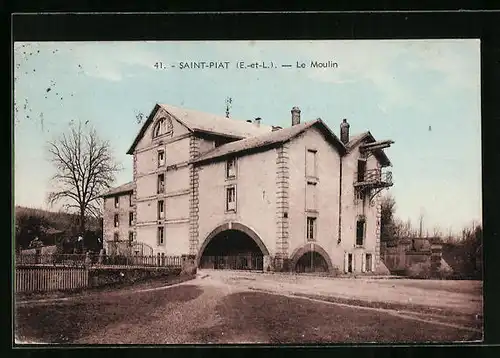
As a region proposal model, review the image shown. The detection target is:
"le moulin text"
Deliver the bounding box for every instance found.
[153,60,338,70]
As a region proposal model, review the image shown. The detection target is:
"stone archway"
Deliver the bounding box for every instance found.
[289,243,334,273]
[196,222,270,270]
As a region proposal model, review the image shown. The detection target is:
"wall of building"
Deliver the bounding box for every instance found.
[340,142,383,273]
[198,137,216,154]
[132,108,193,255]
[197,148,277,257]
[287,127,342,270]
[103,193,135,251]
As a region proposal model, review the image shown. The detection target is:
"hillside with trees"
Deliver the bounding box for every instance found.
[15,205,102,253]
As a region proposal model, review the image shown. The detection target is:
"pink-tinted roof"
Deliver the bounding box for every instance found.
[192,119,346,164]
[101,181,134,198]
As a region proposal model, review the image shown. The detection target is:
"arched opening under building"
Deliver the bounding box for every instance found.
[289,243,334,274]
[295,251,329,273]
[198,228,267,271]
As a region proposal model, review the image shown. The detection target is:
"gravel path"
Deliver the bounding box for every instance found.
[15,272,483,344]
[200,270,483,316]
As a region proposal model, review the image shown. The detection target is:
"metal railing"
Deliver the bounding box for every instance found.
[15,253,183,269]
[356,168,393,186]
[200,255,264,271]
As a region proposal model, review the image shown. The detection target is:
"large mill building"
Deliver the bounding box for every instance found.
[102,104,394,274]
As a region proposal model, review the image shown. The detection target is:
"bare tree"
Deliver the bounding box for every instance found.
[432,226,443,239]
[47,120,120,234]
[418,212,424,238]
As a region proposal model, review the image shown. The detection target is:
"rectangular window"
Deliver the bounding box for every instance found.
[114,214,119,228]
[366,254,373,272]
[157,174,165,194]
[129,212,134,226]
[113,232,119,241]
[114,196,119,208]
[129,194,133,207]
[306,182,317,210]
[348,253,353,273]
[306,149,317,178]
[158,150,165,167]
[306,217,316,241]
[157,227,164,245]
[357,159,366,182]
[226,186,236,212]
[158,200,165,219]
[128,231,134,242]
[226,158,236,179]
[356,218,365,246]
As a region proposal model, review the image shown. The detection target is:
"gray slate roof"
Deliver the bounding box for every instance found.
[101,181,134,198]
[191,119,346,164]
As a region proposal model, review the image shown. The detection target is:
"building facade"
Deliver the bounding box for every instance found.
[102,104,394,274]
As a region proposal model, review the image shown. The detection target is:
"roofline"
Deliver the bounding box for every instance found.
[190,119,347,165]
[101,188,134,198]
[191,141,284,166]
[347,131,392,167]
[127,105,250,155]
[192,128,244,140]
[315,118,347,154]
[126,104,162,155]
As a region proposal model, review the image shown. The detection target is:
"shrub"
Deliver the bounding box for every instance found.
[180,260,197,276]
[331,266,342,277]
[404,262,432,279]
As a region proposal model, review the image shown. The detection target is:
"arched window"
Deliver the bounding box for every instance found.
[153,118,165,138]
[152,117,173,138]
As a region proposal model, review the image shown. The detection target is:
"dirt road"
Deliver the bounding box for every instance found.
[15,271,483,344]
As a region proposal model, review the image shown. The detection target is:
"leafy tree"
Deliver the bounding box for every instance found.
[15,211,50,250]
[47,120,120,234]
[380,194,396,242]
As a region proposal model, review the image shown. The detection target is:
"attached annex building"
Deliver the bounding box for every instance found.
[102,104,394,274]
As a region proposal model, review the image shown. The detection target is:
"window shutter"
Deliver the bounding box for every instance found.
[344,252,349,273]
[361,254,366,273]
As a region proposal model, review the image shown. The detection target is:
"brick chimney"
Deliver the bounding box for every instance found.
[254,117,261,127]
[340,118,350,144]
[291,106,301,126]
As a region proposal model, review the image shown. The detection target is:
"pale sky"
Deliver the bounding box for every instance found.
[13,40,482,235]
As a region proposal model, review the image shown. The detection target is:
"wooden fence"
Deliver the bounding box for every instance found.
[15,253,185,293]
[15,266,89,293]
